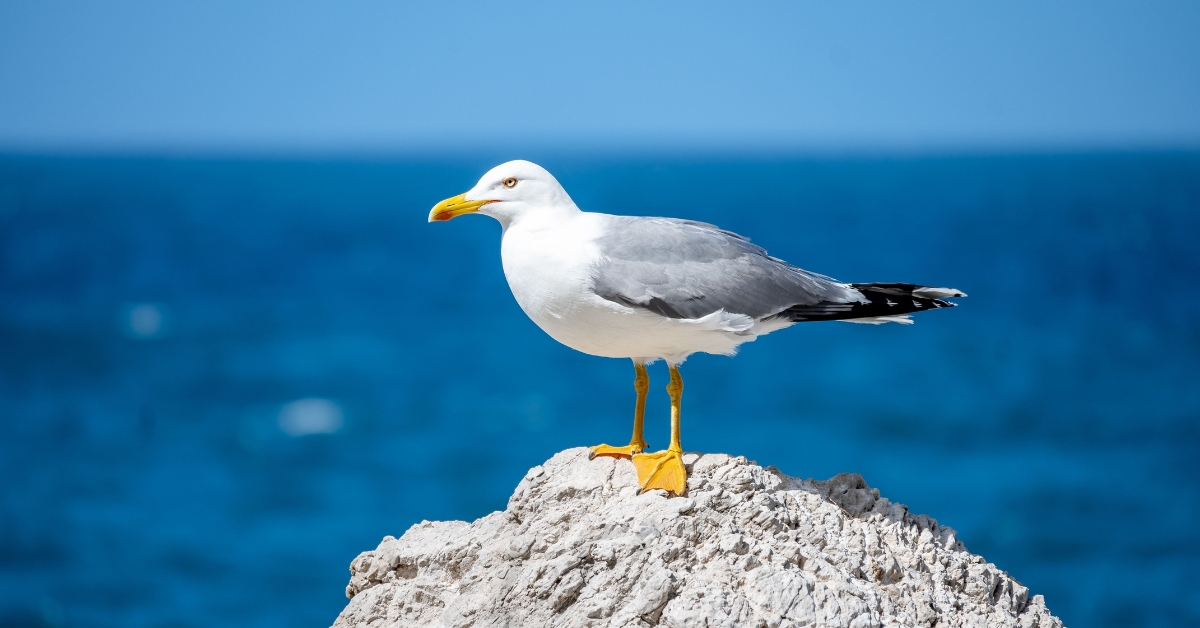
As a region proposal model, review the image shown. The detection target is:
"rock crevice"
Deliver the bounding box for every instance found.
[333,449,1061,628]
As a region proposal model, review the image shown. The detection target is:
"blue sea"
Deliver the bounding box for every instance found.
[1,153,1197,627]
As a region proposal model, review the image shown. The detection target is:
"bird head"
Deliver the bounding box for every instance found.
[428,160,578,227]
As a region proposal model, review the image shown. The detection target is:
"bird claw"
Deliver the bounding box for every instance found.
[632,450,688,496]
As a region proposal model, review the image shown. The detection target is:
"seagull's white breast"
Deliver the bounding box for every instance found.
[500,213,613,349]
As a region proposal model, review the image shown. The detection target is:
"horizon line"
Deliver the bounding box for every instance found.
[3,138,1199,162]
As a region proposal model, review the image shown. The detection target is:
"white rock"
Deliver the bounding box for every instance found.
[333,448,1062,628]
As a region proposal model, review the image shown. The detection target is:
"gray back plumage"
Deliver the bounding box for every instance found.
[590,217,856,320]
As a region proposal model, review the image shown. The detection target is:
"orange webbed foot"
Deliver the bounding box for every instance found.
[589,442,647,459]
[631,449,687,496]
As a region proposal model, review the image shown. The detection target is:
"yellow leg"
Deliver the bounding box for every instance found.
[590,361,650,459]
[632,364,688,495]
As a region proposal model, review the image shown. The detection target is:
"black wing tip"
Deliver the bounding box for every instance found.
[784,284,963,323]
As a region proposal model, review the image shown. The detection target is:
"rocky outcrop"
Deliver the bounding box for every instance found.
[333,448,1061,628]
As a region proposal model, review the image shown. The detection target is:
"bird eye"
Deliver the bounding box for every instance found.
[503,177,518,189]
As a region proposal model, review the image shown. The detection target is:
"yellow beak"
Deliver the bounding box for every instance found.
[428,193,495,222]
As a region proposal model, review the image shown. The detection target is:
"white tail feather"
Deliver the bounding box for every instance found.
[840,315,914,325]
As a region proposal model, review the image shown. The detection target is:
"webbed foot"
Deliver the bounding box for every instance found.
[589,442,646,459]
[631,449,687,496]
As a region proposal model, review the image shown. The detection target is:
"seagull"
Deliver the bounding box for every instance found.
[429,160,964,496]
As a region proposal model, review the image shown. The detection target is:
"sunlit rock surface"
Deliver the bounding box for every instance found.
[333,448,1061,628]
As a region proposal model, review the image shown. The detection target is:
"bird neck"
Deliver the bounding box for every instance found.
[502,203,582,233]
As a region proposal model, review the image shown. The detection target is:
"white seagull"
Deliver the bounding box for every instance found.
[429,160,964,495]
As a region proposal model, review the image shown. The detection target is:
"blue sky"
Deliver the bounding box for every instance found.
[1,1,1197,153]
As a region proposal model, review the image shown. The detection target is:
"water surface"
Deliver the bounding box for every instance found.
[1,153,1197,627]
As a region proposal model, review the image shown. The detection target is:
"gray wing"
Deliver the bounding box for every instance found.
[590,216,859,320]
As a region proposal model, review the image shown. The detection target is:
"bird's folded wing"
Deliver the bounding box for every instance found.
[589,217,858,320]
